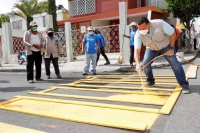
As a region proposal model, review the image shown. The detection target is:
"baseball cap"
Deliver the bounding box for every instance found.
[29,21,37,27]
[47,28,54,33]
[129,22,137,26]
[87,26,93,31]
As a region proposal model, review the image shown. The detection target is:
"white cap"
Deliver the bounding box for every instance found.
[29,21,37,27]
[129,22,137,26]
[87,26,93,31]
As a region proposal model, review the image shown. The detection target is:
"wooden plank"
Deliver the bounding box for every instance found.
[60,84,179,92]
[14,96,160,113]
[185,65,198,79]
[159,86,182,114]
[72,80,178,86]
[51,86,171,96]
[29,92,166,106]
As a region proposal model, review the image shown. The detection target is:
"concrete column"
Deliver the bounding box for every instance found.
[65,22,73,62]
[119,2,129,63]
[2,22,13,64]
[45,14,53,29]
[147,10,152,20]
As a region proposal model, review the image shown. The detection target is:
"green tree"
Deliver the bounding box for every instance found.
[0,14,10,28]
[47,0,58,32]
[13,0,48,30]
[165,0,200,52]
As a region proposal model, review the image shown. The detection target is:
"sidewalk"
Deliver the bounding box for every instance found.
[0,49,198,73]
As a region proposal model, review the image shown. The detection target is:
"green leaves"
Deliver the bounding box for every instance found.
[13,0,48,29]
[0,14,10,28]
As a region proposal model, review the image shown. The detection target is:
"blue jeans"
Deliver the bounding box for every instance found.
[142,45,189,86]
[84,54,97,74]
[44,54,60,76]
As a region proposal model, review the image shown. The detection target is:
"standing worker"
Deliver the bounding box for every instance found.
[82,27,100,75]
[123,22,138,66]
[134,17,190,94]
[43,28,62,79]
[94,29,110,65]
[23,21,44,83]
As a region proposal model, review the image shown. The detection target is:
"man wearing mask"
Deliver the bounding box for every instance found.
[23,21,44,83]
[94,29,110,65]
[134,17,190,94]
[82,27,100,75]
[43,28,62,79]
[123,22,138,66]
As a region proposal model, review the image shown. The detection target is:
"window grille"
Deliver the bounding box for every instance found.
[69,0,96,16]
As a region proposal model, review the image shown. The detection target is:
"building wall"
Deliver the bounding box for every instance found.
[91,20,110,27]
[9,15,27,30]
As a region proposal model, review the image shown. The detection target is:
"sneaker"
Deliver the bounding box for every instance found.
[28,80,34,83]
[104,62,110,65]
[46,76,51,79]
[181,85,190,94]
[57,75,61,79]
[142,82,155,88]
[36,78,44,81]
[93,73,96,75]
[82,73,88,76]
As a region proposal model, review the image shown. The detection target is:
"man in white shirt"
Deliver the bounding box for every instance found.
[23,22,44,83]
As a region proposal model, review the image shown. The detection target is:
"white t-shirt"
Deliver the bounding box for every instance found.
[30,34,40,51]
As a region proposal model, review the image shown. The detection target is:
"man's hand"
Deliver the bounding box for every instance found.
[165,48,174,56]
[60,54,62,57]
[123,34,126,37]
[33,44,40,49]
[40,45,43,49]
[98,48,100,54]
[135,65,142,74]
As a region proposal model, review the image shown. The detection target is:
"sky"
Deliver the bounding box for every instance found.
[0,0,69,14]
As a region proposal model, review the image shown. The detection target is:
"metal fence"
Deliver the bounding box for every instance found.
[71,25,120,56]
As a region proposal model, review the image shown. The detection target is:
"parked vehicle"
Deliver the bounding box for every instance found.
[17,51,26,65]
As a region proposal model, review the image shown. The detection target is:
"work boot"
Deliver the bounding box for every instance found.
[104,61,110,65]
[142,82,155,88]
[181,85,190,94]
[57,75,62,79]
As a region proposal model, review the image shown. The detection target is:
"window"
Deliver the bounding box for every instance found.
[12,20,22,29]
[69,0,96,16]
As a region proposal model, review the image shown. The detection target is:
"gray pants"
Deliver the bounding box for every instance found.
[84,54,97,74]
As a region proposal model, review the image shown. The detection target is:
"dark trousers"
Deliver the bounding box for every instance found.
[44,54,60,76]
[194,38,197,50]
[26,51,42,81]
[130,46,134,64]
[96,47,109,64]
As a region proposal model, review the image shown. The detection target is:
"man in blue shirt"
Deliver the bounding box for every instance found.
[94,29,110,65]
[123,22,137,66]
[82,27,100,75]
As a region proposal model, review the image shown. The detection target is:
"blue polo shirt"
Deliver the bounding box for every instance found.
[97,33,105,48]
[83,34,99,54]
[130,29,137,46]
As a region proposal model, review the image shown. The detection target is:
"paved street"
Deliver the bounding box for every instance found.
[0,63,200,133]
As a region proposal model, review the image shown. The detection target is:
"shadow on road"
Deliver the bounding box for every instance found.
[0,99,6,102]
[0,87,43,92]
[0,80,10,83]
[190,85,200,95]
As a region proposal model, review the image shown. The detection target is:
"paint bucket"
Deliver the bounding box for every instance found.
[176,52,184,62]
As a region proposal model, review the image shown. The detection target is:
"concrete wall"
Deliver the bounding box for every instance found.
[9,15,27,30]
[12,29,26,37]
[57,10,69,21]
[91,20,110,27]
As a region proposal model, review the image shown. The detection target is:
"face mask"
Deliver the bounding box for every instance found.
[89,31,93,35]
[48,33,54,37]
[139,29,148,35]
[32,27,37,31]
